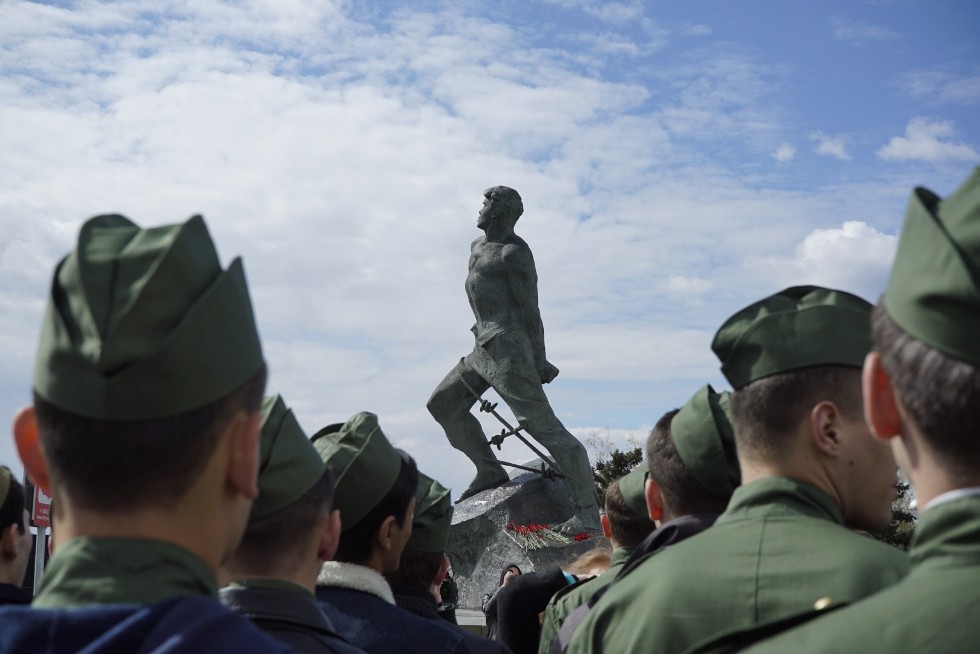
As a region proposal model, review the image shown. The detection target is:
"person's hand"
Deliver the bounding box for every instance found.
[539,361,560,384]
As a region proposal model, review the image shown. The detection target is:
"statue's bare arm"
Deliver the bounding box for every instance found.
[504,242,559,383]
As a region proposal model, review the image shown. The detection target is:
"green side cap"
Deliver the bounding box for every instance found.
[409,472,454,553]
[251,394,326,520]
[33,214,264,420]
[617,466,649,521]
[311,412,402,531]
[884,167,980,366]
[712,285,872,389]
[670,384,739,500]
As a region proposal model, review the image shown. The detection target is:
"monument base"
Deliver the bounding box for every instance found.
[447,462,608,610]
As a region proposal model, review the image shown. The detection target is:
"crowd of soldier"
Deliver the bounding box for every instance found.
[0,167,977,653]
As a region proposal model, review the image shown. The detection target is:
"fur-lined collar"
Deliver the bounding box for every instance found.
[316,561,395,605]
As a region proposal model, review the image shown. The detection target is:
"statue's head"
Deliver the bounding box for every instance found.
[479,186,524,229]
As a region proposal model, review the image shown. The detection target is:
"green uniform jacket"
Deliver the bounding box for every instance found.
[567,477,909,654]
[537,548,632,654]
[736,493,980,654]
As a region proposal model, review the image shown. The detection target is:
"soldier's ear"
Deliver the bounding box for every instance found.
[809,401,842,456]
[224,410,262,500]
[1,523,18,561]
[862,352,903,441]
[600,512,613,539]
[645,478,664,524]
[317,509,342,563]
[435,554,451,588]
[13,407,52,493]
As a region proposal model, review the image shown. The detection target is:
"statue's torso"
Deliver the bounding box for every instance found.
[465,238,527,346]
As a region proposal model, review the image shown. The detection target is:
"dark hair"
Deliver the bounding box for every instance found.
[647,408,728,517]
[603,477,656,548]
[33,365,267,511]
[872,304,980,474]
[334,450,419,565]
[729,365,863,461]
[383,548,444,589]
[0,467,26,535]
[231,467,335,569]
[498,564,521,587]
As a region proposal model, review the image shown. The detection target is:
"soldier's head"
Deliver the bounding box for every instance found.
[866,169,980,489]
[602,469,656,549]
[713,286,896,532]
[384,472,453,593]
[313,413,419,575]
[224,395,340,588]
[646,385,738,522]
[479,186,524,230]
[0,466,32,586]
[13,214,267,565]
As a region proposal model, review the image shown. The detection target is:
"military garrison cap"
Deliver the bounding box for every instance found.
[311,412,403,531]
[884,168,980,366]
[712,285,872,389]
[251,395,326,520]
[33,214,264,420]
[617,466,649,520]
[670,384,739,499]
[408,472,453,552]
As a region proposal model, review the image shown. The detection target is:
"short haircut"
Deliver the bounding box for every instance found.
[33,365,267,512]
[231,467,335,570]
[730,365,863,461]
[334,450,419,565]
[0,467,26,535]
[383,548,444,589]
[873,304,980,475]
[647,408,729,516]
[486,186,524,225]
[603,478,656,548]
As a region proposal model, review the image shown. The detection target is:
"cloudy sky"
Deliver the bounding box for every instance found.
[1,0,978,502]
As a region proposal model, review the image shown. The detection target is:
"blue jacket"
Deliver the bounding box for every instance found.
[317,584,471,654]
[0,595,290,653]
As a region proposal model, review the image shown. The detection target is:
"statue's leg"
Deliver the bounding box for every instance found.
[483,335,601,532]
[427,355,509,501]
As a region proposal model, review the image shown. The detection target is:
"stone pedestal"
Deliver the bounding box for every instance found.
[447,462,607,610]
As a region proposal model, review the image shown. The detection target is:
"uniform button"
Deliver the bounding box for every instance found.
[813,597,833,611]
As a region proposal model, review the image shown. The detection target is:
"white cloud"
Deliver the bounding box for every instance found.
[895,69,980,106]
[542,0,645,26]
[0,0,971,499]
[773,143,795,161]
[664,275,713,296]
[877,117,979,163]
[812,133,851,160]
[831,16,899,43]
[679,23,712,37]
[747,221,897,300]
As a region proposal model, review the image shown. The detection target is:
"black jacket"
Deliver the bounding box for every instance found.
[221,584,366,654]
[392,584,513,654]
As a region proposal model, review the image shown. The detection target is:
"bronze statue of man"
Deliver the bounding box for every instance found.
[427,186,600,533]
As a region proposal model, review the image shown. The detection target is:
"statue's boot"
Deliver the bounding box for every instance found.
[455,465,510,504]
[554,503,603,535]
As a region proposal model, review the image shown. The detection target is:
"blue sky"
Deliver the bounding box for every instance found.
[1,0,978,500]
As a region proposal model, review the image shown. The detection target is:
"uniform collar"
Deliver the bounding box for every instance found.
[227,577,314,598]
[220,582,336,632]
[719,476,844,526]
[33,537,216,608]
[315,561,395,604]
[610,547,632,567]
[922,486,980,511]
[910,494,980,569]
